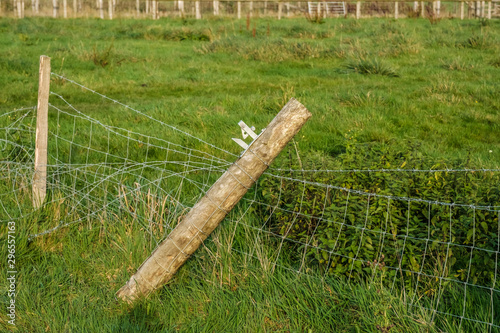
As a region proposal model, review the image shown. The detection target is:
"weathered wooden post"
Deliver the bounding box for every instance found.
[195,0,201,19]
[420,1,424,17]
[237,0,241,18]
[63,0,67,17]
[178,0,184,16]
[394,1,398,18]
[460,1,464,19]
[213,0,219,15]
[278,1,282,19]
[487,1,491,19]
[356,1,361,19]
[16,0,23,18]
[100,0,104,18]
[108,0,112,19]
[116,98,312,302]
[33,56,50,209]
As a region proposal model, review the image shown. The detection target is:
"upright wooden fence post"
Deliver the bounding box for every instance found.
[356,1,361,19]
[487,1,491,19]
[178,0,184,15]
[108,0,113,19]
[116,98,312,302]
[33,56,50,209]
[460,1,464,19]
[17,0,23,18]
[420,1,424,17]
[237,0,241,18]
[394,1,398,18]
[278,1,282,19]
[213,0,219,15]
[195,0,201,19]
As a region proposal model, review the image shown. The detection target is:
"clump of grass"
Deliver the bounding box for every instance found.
[340,91,387,107]
[458,34,492,50]
[490,58,500,68]
[441,57,475,71]
[197,37,324,62]
[426,4,442,25]
[92,44,121,68]
[345,58,399,77]
[304,9,326,24]
[145,27,212,41]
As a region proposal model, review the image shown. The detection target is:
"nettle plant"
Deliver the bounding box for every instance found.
[259,141,500,289]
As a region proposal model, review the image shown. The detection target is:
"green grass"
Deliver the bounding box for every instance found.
[0,17,499,166]
[1,16,500,332]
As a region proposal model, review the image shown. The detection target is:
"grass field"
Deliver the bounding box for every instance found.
[1,16,500,332]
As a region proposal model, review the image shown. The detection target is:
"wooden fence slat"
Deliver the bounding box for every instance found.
[116,98,312,302]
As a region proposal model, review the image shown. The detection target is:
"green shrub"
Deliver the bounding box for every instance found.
[259,141,500,290]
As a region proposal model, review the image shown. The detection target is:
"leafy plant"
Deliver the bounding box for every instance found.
[259,141,500,291]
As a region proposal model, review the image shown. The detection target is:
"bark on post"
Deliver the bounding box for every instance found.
[33,56,50,208]
[116,98,312,302]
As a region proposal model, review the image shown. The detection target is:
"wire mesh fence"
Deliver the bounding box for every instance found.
[1,73,499,330]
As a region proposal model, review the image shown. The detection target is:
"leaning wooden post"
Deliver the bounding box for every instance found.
[116,98,312,302]
[33,56,50,209]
